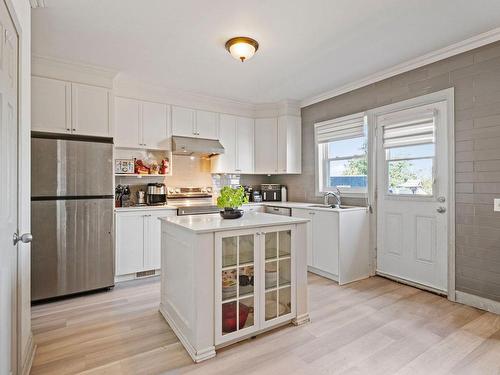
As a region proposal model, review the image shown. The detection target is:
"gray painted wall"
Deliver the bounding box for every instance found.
[273,41,500,302]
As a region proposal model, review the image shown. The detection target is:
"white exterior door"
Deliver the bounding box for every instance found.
[0,2,18,373]
[375,99,449,293]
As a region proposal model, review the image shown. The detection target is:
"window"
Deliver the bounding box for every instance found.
[382,110,435,196]
[315,112,367,195]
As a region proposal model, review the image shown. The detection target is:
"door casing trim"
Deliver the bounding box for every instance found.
[366,88,455,301]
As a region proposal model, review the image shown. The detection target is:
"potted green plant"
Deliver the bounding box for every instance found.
[217,186,249,219]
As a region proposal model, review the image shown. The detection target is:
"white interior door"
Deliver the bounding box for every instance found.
[376,100,449,293]
[0,1,19,373]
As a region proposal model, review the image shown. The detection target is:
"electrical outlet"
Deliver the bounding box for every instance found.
[494,199,500,212]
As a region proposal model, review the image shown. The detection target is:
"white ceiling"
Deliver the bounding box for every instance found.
[32,0,500,104]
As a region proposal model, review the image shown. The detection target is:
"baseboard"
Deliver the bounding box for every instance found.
[114,269,160,283]
[455,291,500,315]
[307,266,338,282]
[159,303,215,363]
[21,333,36,375]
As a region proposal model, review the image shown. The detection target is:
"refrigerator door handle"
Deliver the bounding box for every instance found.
[13,232,33,246]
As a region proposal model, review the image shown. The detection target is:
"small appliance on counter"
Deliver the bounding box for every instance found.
[147,183,167,206]
[281,185,287,202]
[251,190,262,202]
[136,189,147,206]
[261,184,282,202]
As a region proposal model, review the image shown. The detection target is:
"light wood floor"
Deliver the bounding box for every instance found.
[31,274,500,375]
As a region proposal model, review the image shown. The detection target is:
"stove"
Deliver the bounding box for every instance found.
[166,186,219,216]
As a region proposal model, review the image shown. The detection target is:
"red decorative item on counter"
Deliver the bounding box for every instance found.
[160,159,169,175]
[134,159,150,175]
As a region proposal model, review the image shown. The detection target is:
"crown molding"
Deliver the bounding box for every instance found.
[300,27,500,108]
[113,77,257,118]
[30,0,46,8]
[32,54,119,88]
[114,77,301,118]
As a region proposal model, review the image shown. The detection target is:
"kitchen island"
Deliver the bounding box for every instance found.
[159,212,310,362]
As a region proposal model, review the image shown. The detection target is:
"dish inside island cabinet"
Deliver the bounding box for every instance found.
[158,213,310,363]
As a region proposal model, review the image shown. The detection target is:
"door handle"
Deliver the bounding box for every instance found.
[437,207,446,213]
[437,196,446,203]
[13,232,33,246]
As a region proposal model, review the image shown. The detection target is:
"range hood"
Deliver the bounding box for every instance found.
[172,136,225,157]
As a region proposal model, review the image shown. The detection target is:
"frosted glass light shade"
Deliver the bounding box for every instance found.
[225,37,259,62]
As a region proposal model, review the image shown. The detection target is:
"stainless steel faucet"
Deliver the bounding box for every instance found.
[324,188,341,208]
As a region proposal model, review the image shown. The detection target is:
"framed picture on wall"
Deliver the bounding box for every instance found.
[115,159,135,174]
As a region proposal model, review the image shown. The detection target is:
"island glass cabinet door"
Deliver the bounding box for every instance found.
[215,228,261,344]
[260,225,296,329]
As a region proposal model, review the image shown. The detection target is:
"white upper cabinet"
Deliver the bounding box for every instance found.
[71,83,111,137]
[211,115,254,174]
[171,106,196,137]
[32,76,111,137]
[255,118,278,174]
[32,76,71,134]
[172,106,219,139]
[277,115,302,174]
[235,116,254,173]
[114,97,141,148]
[195,110,219,139]
[141,101,169,150]
[114,97,170,150]
[211,114,236,173]
[254,116,301,175]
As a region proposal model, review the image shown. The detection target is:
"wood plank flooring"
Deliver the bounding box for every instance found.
[30,274,500,375]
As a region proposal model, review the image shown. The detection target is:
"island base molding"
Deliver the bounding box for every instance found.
[292,313,311,326]
[159,303,216,363]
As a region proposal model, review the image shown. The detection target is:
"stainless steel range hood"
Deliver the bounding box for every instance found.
[172,136,225,157]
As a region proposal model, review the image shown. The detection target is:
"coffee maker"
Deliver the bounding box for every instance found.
[146,183,167,206]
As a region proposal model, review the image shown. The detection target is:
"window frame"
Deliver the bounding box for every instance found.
[314,112,368,198]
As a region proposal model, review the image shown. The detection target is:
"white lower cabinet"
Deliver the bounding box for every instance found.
[215,225,295,344]
[292,208,369,285]
[115,210,176,278]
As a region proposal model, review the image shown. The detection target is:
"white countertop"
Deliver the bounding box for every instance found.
[115,205,177,212]
[114,201,368,213]
[159,212,310,233]
[243,201,368,213]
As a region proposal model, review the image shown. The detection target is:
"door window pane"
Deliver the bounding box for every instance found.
[265,232,278,260]
[222,237,237,267]
[221,301,237,334]
[265,261,278,290]
[387,158,433,195]
[239,297,254,329]
[265,291,277,321]
[278,230,291,257]
[239,234,254,264]
[279,287,292,316]
[238,266,254,298]
[222,269,237,301]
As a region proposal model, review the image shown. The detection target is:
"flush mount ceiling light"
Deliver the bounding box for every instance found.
[225,37,259,62]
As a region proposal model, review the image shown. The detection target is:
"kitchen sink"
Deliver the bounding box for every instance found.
[308,204,357,209]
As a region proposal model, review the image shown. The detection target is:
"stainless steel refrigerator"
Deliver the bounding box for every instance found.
[31,134,114,301]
